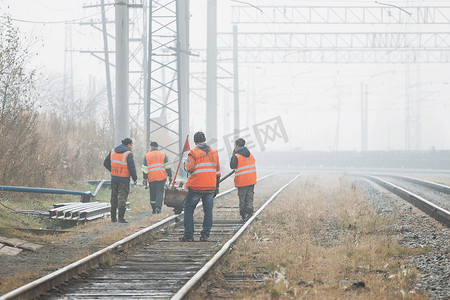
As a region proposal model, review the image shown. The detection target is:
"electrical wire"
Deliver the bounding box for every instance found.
[230,0,263,13]
[0,6,111,25]
[374,1,412,15]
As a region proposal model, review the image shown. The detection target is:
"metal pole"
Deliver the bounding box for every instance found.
[176,0,190,154]
[361,83,368,151]
[364,84,368,151]
[334,98,341,151]
[115,0,130,145]
[416,64,421,150]
[101,0,115,144]
[144,0,151,148]
[206,0,217,141]
[233,25,239,136]
[405,63,410,150]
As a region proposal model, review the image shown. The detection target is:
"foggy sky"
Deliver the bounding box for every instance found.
[1,0,449,152]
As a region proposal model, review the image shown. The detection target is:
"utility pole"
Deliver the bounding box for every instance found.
[206,0,217,141]
[405,63,410,150]
[115,0,129,145]
[177,0,190,153]
[334,98,341,151]
[143,0,152,149]
[361,83,368,151]
[101,0,114,142]
[63,22,74,103]
[144,0,151,148]
[233,25,239,136]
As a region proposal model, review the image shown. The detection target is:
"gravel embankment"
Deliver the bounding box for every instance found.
[382,176,450,213]
[355,178,450,300]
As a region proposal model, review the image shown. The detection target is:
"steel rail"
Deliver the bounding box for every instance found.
[367,176,450,227]
[171,173,301,300]
[381,174,450,195]
[0,215,180,300]
[50,202,99,218]
[1,173,275,300]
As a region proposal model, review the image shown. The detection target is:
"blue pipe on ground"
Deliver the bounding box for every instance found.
[0,180,114,202]
[0,186,92,196]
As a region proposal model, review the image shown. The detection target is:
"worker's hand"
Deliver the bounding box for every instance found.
[168,177,172,184]
[214,188,219,198]
[134,180,137,185]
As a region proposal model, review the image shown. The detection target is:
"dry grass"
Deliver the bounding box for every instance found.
[0,182,154,244]
[0,272,40,295]
[216,174,429,299]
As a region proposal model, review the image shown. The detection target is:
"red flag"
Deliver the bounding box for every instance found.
[182,135,190,152]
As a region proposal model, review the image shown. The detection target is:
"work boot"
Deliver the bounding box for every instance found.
[155,208,161,214]
[200,235,209,242]
[179,236,194,242]
[240,214,246,223]
[118,207,127,223]
[111,208,117,222]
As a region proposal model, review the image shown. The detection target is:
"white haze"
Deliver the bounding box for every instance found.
[1,0,449,152]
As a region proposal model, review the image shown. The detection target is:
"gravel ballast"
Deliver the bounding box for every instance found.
[356,178,450,299]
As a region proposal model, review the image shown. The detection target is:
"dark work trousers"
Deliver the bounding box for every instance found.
[110,182,130,219]
[149,179,166,211]
[183,189,214,239]
[238,185,255,218]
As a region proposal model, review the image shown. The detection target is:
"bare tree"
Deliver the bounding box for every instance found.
[0,16,36,118]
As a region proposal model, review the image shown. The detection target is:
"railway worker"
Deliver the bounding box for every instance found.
[230,138,257,222]
[180,131,221,242]
[141,141,172,214]
[103,138,138,223]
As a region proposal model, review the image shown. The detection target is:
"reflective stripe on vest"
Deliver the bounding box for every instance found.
[234,153,256,187]
[145,150,167,182]
[111,149,131,178]
[191,162,219,175]
[186,147,220,191]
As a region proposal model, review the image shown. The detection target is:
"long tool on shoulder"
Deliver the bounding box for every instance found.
[219,170,235,183]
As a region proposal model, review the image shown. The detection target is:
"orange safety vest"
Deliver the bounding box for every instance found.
[145,150,167,182]
[234,153,257,187]
[186,147,220,191]
[110,149,131,178]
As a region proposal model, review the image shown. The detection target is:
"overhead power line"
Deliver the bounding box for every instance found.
[0,6,111,25]
[375,1,413,16]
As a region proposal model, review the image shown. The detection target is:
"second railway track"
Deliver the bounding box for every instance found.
[364,174,450,227]
[2,173,300,300]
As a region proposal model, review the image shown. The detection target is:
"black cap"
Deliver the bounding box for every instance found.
[235,138,245,147]
[150,141,158,147]
[121,138,133,145]
[194,131,206,143]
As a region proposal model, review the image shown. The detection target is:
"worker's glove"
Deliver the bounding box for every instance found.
[168,177,172,184]
[213,188,219,198]
[142,179,148,189]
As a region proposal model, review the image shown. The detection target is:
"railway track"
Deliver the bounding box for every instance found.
[365,174,450,227]
[1,173,300,300]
